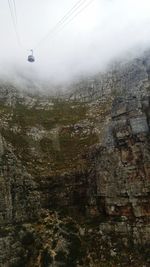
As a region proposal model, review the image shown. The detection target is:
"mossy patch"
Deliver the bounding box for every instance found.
[12,100,88,130]
[0,99,100,175]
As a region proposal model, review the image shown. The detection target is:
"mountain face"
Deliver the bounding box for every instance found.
[0,56,150,267]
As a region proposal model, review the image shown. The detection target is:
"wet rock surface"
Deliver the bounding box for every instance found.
[0,56,150,266]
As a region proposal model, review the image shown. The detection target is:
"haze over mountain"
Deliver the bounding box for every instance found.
[1,0,150,86]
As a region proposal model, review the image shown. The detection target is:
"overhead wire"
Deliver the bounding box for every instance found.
[7,0,23,49]
[50,0,86,28]
[34,0,95,50]
[48,0,95,42]
[8,0,16,29]
[34,0,86,49]
[8,0,95,56]
[12,0,18,27]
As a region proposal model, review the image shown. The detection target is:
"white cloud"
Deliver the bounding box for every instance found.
[0,0,150,85]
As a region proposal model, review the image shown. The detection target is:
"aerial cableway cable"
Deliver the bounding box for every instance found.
[12,0,24,49]
[34,0,87,48]
[49,0,95,41]
[8,0,17,31]
[12,0,18,28]
[8,0,95,61]
[34,0,95,50]
[7,0,22,49]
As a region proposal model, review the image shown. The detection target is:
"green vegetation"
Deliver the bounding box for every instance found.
[0,100,99,175]
[1,129,29,151]
[12,100,87,129]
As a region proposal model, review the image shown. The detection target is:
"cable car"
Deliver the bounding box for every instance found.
[28,49,35,62]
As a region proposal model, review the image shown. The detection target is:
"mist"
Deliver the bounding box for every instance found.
[1,0,150,87]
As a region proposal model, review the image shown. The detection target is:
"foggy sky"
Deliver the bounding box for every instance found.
[1,0,150,86]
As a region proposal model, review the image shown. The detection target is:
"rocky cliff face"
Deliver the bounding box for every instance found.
[0,56,150,267]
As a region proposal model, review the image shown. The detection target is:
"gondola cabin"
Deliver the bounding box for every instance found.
[28,49,35,62]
